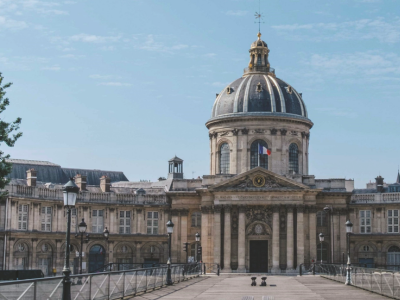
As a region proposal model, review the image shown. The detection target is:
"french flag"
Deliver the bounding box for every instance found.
[259,144,271,156]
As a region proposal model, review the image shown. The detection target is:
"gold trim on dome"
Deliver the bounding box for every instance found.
[253,175,265,187]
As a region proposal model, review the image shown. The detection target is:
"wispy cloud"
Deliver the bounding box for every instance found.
[0,15,27,30]
[99,82,131,87]
[210,82,229,87]
[89,74,116,79]
[226,10,248,16]
[305,52,400,76]
[42,65,61,71]
[315,107,358,118]
[132,34,190,54]
[70,33,122,43]
[272,18,400,43]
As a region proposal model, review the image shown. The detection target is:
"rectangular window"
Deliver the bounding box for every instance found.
[388,210,399,233]
[92,209,104,233]
[41,206,52,231]
[360,210,371,234]
[18,204,28,230]
[119,211,131,234]
[146,211,158,234]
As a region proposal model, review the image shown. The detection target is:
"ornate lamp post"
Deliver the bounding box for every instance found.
[166,220,174,285]
[323,206,334,263]
[62,178,79,300]
[345,220,353,285]
[76,218,89,285]
[319,233,324,264]
[195,232,200,262]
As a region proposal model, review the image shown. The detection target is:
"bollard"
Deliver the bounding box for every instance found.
[260,277,267,286]
[251,277,257,286]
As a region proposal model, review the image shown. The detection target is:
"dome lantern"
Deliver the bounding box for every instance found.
[246,32,273,76]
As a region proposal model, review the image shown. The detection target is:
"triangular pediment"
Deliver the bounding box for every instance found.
[209,167,309,191]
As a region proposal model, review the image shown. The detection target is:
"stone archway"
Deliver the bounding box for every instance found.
[245,221,272,272]
[88,245,106,273]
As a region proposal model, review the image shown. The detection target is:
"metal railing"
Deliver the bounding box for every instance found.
[0,263,201,300]
[203,263,220,275]
[318,263,400,299]
[243,66,275,74]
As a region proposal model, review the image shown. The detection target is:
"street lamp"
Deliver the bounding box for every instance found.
[195,232,200,262]
[323,206,334,263]
[62,178,79,300]
[166,220,174,285]
[319,233,325,264]
[75,218,89,285]
[345,220,353,286]
[103,227,109,240]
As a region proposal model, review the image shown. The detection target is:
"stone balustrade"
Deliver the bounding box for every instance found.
[351,192,400,204]
[6,184,167,205]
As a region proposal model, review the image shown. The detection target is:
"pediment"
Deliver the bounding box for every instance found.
[209,167,309,191]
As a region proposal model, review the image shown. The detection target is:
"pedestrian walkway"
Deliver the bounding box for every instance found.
[130,275,389,300]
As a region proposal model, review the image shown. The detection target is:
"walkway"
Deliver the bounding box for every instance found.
[130,275,390,300]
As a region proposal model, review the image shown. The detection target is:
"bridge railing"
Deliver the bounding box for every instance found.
[0,263,201,300]
[318,263,400,299]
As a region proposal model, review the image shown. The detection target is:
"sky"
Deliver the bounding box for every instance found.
[0,0,399,188]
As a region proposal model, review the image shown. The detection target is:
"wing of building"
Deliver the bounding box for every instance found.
[0,32,399,275]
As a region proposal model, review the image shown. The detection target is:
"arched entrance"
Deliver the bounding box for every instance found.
[89,245,106,273]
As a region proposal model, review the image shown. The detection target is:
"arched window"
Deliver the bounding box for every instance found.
[317,242,328,262]
[219,143,230,174]
[250,140,268,169]
[191,212,201,227]
[387,246,400,269]
[316,211,327,226]
[257,54,262,66]
[289,143,299,174]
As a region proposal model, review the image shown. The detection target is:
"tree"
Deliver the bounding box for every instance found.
[0,72,22,195]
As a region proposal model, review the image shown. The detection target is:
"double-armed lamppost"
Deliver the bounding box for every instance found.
[166,220,174,285]
[195,232,201,262]
[319,233,324,264]
[345,220,353,285]
[75,219,89,285]
[62,178,79,300]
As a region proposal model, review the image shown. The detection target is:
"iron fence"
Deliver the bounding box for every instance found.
[319,263,400,299]
[0,263,201,300]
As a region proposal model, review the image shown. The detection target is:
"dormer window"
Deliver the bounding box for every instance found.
[256,82,263,92]
[285,86,293,94]
[226,87,232,94]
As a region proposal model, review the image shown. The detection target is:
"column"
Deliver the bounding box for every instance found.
[241,130,249,172]
[181,210,188,263]
[213,206,222,266]
[31,238,38,269]
[272,206,280,271]
[223,205,231,272]
[136,209,143,234]
[309,206,317,262]
[297,206,305,267]
[171,210,179,263]
[339,210,347,264]
[333,211,340,263]
[135,242,141,263]
[9,239,15,270]
[200,206,210,263]
[55,239,62,273]
[237,205,246,272]
[286,206,294,270]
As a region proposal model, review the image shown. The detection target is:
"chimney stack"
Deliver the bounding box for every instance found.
[375,175,384,193]
[26,169,37,187]
[100,175,111,193]
[75,174,87,191]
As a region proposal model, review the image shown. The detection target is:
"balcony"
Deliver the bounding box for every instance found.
[243,66,275,75]
[351,192,400,204]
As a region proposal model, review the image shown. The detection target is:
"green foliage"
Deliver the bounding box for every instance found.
[0,72,22,196]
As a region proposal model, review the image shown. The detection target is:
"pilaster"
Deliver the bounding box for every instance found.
[213,205,222,266]
[309,206,317,263]
[272,205,280,272]
[286,206,294,270]
[223,205,232,272]
[237,205,246,272]
[296,205,305,267]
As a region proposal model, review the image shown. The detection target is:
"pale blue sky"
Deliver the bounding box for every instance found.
[1,0,399,187]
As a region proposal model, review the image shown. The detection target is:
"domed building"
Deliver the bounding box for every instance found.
[207,32,311,176]
[2,32,399,276]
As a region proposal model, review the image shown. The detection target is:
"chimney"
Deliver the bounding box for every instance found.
[26,169,37,187]
[75,174,87,191]
[100,175,111,193]
[375,175,384,193]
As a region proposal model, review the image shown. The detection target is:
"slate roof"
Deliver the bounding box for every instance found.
[6,159,128,185]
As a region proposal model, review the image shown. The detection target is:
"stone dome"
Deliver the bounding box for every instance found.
[209,33,309,121]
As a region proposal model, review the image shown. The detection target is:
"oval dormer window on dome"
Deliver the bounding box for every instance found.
[286,86,293,94]
[256,82,263,93]
[226,87,232,94]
